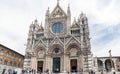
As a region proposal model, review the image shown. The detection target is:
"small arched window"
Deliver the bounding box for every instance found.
[0,58,2,64]
[4,60,8,65]
[0,49,4,55]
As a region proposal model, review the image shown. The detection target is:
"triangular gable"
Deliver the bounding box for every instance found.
[34,39,47,49]
[71,18,79,28]
[50,36,64,46]
[50,4,67,18]
[66,36,80,46]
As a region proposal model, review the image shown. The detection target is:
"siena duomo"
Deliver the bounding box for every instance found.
[24,1,92,73]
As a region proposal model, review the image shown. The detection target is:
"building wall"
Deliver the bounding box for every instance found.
[93,56,120,73]
[116,58,120,71]
[0,44,24,73]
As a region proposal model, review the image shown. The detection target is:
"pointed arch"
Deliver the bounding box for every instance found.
[66,36,80,46]
[49,36,64,47]
[35,45,46,53]
[34,45,46,59]
[34,39,47,50]
[48,44,64,54]
[66,43,82,56]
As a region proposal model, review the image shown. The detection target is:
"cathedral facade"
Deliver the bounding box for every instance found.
[24,1,92,73]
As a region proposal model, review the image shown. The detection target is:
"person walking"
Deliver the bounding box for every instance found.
[2,69,6,74]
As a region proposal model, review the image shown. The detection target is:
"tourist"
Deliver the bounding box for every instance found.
[2,69,6,74]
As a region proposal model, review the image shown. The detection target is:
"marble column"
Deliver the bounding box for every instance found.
[63,54,65,72]
[45,55,52,73]
[102,60,106,71]
[31,56,37,71]
[113,59,117,71]
[78,54,83,72]
[64,54,69,72]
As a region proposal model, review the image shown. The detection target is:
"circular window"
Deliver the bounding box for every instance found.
[53,48,60,54]
[52,22,63,33]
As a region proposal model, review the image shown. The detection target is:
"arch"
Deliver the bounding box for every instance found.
[66,43,82,56]
[34,46,46,58]
[34,45,46,53]
[48,44,64,54]
[97,59,103,72]
[105,59,114,72]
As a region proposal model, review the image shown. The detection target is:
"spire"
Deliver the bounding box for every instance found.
[35,19,38,23]
[46,7,50,16]
[57,0,60,5]
[34,18,38,24]
[80,12,86,18]
[71,17,79,28]
[73,17,77,24]
[80,12,88,25]
[40,22,43,30]
[37,21,44,32]
[68,4,70,9]
[67,4,71,16]
[40,22,42,26]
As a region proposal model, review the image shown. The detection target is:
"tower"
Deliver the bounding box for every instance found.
[24,1,92,73]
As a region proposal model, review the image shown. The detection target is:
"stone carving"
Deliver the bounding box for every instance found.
[70,48,78,57]
[37,49,44,58]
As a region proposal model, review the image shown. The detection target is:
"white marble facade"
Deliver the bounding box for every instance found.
[24,1,92,73]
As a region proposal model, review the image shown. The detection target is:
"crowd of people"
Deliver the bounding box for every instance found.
[1,68,97,74]
[1,68,17,74]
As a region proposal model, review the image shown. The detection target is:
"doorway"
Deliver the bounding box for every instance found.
[70,59,77,72]
[37,61,43,73]
[53,57,60,73]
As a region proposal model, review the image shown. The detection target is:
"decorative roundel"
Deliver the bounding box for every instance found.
[52,22,63,33]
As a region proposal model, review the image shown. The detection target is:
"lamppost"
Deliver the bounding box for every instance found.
[109,50,115,73]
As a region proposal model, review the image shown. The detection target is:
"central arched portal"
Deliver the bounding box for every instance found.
[51,47,62,73]
[53,57,61,73]
[66,43,81,73]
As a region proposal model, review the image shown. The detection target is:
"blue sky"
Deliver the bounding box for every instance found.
[0,0,120,57]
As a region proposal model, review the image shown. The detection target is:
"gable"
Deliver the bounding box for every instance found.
[50,5,67,18]
[50,36,64,46]
[66,36,80,46]
[34,39,47,50]
[71,19,79,28]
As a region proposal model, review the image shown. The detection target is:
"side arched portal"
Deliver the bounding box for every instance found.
[66,43,83,73]
[34,46,46,73]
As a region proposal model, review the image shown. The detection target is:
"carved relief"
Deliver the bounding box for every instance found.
[52,7,65,18]
[70,48,78,57]
[37,49,45,58]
